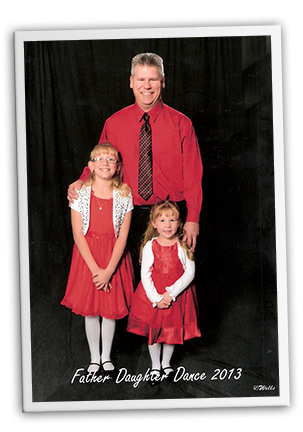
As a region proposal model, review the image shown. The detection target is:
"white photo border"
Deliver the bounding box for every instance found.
[15,25,289,412]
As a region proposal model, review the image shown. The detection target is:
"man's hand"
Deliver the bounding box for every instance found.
[183,221,199,251]
[67,180,84,204]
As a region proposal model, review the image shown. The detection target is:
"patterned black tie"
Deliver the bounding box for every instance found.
[138,113,153,200]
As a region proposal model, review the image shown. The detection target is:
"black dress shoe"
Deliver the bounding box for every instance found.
[86,362,100,374]
[162,366,176,382]
[148,369,162,387]
[102,360,118,379]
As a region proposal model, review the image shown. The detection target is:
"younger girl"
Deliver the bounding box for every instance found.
[61,143,134,375]
[127,201,200,384]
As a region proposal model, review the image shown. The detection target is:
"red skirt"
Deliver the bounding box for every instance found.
[61,231,134,319]
[127,241,200,345]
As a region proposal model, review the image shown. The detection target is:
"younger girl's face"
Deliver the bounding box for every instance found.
[152,210,180,241]
[89,150,120,180]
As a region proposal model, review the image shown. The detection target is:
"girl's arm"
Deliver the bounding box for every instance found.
[141,241,165,307]
[92,210,132,290]
[70,208,100,276]
[165,245,195,300]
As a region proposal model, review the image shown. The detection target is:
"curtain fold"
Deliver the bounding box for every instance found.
[24,37,274,308]
[24,36,279,402]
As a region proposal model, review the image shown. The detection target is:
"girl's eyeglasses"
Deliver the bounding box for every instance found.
[91,157,119,164]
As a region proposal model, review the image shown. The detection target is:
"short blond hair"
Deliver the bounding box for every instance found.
[131,53,164,79]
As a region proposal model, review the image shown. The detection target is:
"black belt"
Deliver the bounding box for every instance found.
[134,205,151,212]
[134,200,187,216]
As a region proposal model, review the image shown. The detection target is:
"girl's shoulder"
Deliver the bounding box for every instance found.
[114,183,132,197]
[176,240,186,253]
[142,238,155,251]
[70,186,91,211]
[78,185,91,194]
[141,239,155,262]
[176,239,195,261]
[78,185,91,201]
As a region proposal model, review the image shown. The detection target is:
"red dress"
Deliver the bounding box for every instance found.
[61,192,134,319]
[127,240,201,345]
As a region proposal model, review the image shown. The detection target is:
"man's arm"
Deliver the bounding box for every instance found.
[182,121,203,250]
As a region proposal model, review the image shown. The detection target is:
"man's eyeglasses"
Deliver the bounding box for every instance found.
[91,157,119,164]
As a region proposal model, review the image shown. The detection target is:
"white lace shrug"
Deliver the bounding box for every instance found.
[70,186,133,238]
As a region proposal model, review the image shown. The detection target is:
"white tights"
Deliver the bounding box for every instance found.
[148,343,175,372]
[85,316,116,372]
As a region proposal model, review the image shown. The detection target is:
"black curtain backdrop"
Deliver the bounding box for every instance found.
[24,36,278,403]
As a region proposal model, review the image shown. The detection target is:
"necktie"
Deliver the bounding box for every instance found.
[138,113,153,200]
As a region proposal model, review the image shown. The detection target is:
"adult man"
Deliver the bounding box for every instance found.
[68,52,203,250]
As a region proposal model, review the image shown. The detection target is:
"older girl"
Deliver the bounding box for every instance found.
[62,143,134,376]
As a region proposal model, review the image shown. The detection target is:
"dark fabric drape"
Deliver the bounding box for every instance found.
[25,37,245,299]
[24,36,278,402]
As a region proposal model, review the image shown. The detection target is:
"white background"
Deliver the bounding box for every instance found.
[1,1,301,429]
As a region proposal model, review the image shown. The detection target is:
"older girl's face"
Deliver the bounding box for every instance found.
[89,150,120,180]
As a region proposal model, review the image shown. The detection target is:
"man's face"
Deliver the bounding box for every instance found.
[130,65,165,112]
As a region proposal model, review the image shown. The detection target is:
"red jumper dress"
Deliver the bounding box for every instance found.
[61,191,134,319]
[127,239,200,345]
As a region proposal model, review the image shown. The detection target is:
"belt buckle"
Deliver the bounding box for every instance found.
[140,205,151,211]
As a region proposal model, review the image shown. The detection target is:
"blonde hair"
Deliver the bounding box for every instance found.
[139,200,194,263]
[83,142,130,195]
[131,53,165,79]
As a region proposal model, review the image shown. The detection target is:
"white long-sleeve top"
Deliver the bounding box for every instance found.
[141,238,195,307]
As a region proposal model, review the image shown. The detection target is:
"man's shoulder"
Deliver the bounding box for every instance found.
[106,104,135,123]
[162,103,192,125]
[163,104,191,122]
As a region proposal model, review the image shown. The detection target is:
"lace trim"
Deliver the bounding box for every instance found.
[77,187,133,238]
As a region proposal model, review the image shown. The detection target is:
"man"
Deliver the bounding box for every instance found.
[68,52,203,251]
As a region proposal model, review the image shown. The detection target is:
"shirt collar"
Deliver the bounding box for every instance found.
[134,99,163,123]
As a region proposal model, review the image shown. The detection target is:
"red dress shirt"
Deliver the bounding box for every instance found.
[80,100,203,223]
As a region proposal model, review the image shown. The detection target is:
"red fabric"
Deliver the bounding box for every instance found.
[61,193,134,318]
[80,100,203,223]
[127,240,201,345]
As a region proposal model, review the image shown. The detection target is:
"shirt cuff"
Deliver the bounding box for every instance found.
[166,288,176,302]
[152,295,164,308]
[186,209,200,224]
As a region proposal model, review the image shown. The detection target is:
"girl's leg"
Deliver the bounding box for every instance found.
[101,318,116,371]
[148,343,162,385]
[148,343,161,371]
[161,343,175,372]
[85,315,101,373]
